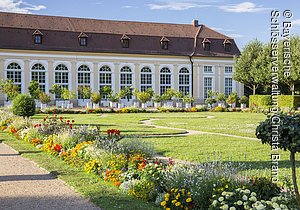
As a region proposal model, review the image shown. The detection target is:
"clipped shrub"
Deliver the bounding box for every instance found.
[39,92,51,104]
[249,95,272,109]
[278,95,300,109]
[211,106,225,112]
[12,94,36,118]
[91,92,101,104]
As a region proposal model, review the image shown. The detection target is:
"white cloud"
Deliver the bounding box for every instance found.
[122,5,134,9]
[220,2,271,13]
[227,33,245,38]
[0,0,46,14]
[147,1,211,11]
[292,19,300,27]
[211,27,233,32]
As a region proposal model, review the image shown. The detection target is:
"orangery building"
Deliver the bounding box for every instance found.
[0,12,243,105]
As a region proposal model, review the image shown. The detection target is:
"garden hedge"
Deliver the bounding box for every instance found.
[249,95,300,109]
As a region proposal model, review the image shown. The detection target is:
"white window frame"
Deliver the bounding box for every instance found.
[178,67,191,96]
[203,65,214,74]
[5,62,23,95]
[99,65,112,98]
[54,63,69,91]
[140,66,153,92]
[30,62,47,93]
[203,77,214,99]
[159,67,172,95]
[224,77,233,97]
[119,66,133,100]
[224,66,233,74]
[77,64,91,99]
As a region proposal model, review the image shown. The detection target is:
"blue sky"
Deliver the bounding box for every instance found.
[1,0,300,49]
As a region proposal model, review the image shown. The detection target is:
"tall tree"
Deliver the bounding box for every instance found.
[278,35,300,95]
[234,40,271,95]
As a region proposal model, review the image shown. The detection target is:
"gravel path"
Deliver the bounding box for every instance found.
[0,143,101,210]
[141,118,258,140]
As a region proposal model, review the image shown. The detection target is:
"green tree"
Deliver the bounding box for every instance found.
[91,92,101,104]
[278,36,300,95]
[49,84,62,99]
[28,80,42,99]
[234,40,271,95]
[38,92,51,104]
[0,79,19,101]
[61,88,76,100]
[78,86,91,101]
[256,113,300,208]
[136,91,151,103]
[12,94,36,118]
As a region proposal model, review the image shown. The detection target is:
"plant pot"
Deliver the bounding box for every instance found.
[241,103,246,109]
[185,103,192,109]
[176,102,182,108]
[40,103,47,110]
[66,102,73,109]
[78,99,91,107]
[133,101,140,108]
[110,102,117,108]
[4,101,12,107]
[34,99,41,108]
[141,103,147,109]
[218,102,225,108]
[86,102,92,108]
[147,101,153,107]
[163,101,174,108]
[93,103,99,109]
[154,102,161,108]
[118,103,125,109]
[101,101,109,107]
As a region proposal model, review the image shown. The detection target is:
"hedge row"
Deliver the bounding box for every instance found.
[249,95,300,109]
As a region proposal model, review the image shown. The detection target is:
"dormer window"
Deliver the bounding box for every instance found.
[160,36,169,50]
[78,32,88,46]
[223,39,232,52]
[33,29,43,44]
[121,34,130,48]
[202,38,211,51]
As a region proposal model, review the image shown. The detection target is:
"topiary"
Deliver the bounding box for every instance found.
[91,92,101,104]
[12,94,36,118]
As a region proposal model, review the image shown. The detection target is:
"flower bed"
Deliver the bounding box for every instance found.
[0,109,297,209]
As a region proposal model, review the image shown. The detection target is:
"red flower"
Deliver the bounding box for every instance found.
[69,124,73,129]
[168,158,174,165]
[71,120,75,123]
[53,144,62,152]
[107,129,121,136]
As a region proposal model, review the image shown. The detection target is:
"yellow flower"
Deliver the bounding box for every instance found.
[166,208,171,210]
[175,189,178,193]
[165,198,169,202]
[186,198,192,203]
[172,200,177,204]
[175,202,181,207]
[171,188,175,192]
[187,192,191,196]
[165,193,170,198]
[161,201,167,206]
[185,207,189,210]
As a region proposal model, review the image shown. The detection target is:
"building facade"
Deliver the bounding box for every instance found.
[0,12,243,105]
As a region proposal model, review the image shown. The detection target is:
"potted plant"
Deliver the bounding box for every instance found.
[132,88,140,108]
[61,88,76,108]
[49,84,63,107]
[78,86,91,108]
[38,92,51,110]
[174,91,184,108]
[100,86,112,107]
[153,94,162,108]
[239,96,249,109]
[108,92,119,108]
[226,92,238,108]
[182,95,195,109]
[216,92,226,107]
[205,90,217,109]
[28,80,42,108]
[162,88,175,108]
[145,88,154,107]
[91,92,101,109]
[0,79,19,106]
[137,91,151,109]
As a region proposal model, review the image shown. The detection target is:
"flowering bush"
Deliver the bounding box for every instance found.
[161,188,194,210]
[128,179,158,201]
[84,159,100,173]
[210,188,296,210]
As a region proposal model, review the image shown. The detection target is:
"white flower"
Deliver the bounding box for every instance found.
[221,204,229,210]
[244,189,250,194]
[256,204,266,210]
[272,203,279,208]
[222,192,227,196]
[212,200,218,206]
[229,207,236,210]
[218,197,224,202]
[242,195,248,201]
[249,196,257,202]
[251,192,257,197]
[236,200,243,206]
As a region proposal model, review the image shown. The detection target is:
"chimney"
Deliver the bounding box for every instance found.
[192,19,199,27]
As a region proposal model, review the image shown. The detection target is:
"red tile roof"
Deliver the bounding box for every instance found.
[0,12,240,57]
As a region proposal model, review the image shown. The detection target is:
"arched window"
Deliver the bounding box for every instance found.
[160,67,171,95]
[54,64,69,98]
[179,67,190,96]
[140,67,152,92]
[31,63,46,92]
[120,66,132,99]
[6,63,22,93]
[77,65,91,99]
[99,66,112,98]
